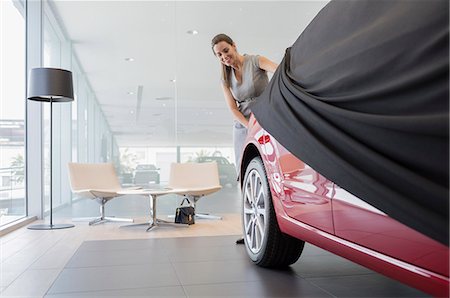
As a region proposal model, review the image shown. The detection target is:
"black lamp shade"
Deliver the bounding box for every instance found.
[28,68,74,102]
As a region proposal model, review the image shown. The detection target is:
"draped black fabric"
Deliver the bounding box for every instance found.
[251,0,449,245]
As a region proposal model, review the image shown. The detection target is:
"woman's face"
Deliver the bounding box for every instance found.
[213,41,237,66]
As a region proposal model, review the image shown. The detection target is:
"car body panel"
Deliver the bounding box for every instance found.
[240,115,449,297]
[264,134,335,234]
[332,185,449,277]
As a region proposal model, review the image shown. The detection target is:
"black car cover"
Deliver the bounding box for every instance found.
[250,0,449,245]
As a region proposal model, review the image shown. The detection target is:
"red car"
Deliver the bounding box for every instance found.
[239,116,449,297]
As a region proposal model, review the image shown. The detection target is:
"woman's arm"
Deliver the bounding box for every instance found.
[259,56,278,73]
[221,84,249,128]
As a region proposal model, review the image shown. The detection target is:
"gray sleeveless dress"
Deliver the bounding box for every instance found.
[229,54,269,170]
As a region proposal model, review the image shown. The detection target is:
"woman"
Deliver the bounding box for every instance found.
[211,33,278,171]
[211,33,278,244]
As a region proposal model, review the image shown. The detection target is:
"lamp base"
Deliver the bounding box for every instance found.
[28,223,75,230]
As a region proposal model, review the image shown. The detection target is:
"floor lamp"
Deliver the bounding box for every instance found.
[27,68,75,230]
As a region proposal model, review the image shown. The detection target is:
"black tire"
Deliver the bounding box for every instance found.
[242,156,305,268]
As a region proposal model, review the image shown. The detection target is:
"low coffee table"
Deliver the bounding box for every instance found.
[118,188,189,231]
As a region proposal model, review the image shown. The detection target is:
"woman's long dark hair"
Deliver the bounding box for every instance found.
[211,33,234,87]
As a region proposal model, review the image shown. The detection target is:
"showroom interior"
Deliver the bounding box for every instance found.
[0,0,446,297]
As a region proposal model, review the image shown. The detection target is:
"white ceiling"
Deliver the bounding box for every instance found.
[51,0,329,147]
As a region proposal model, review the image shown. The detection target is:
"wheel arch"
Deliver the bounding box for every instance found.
[240,143,262,188]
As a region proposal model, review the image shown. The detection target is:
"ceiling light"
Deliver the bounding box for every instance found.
[155,97,173,101]
[124,57,134,62]
[127,91,135,95]
[130,110,134,114]
[187,30,199,35]
[169,79,176,83]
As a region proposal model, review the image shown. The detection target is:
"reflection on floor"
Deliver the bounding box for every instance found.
[0,185,429,297]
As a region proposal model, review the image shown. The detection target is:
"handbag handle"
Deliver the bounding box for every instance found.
[181,197,191,206]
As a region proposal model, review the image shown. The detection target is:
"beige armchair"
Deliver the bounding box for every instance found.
[67,163,136,225]
[168,162,222,220]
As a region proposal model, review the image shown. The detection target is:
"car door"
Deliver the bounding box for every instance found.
[332,183,449,276]
[263,133,334,234]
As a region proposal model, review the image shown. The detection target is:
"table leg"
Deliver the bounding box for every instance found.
[146,194,158,231]
[145,193,189,232]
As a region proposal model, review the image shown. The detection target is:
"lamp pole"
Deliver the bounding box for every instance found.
[49,97,53,226]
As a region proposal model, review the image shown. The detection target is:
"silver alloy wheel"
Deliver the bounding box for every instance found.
[243,168,266,254]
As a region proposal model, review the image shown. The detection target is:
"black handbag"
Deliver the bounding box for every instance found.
[175,198,195,225]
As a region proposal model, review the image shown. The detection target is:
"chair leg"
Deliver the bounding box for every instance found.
[78,198,134,226]
[89,218,107,225]
[191,196,222,220]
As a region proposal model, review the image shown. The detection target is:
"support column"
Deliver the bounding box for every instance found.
[26,0,44,219]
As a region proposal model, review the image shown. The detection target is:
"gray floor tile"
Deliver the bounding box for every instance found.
[301,243,335,257]
[168,244,248,263]
[306,273,429,297]
[172,259,263,285]
[184,279,333,298]
[78,235,239,253]
[66,247,171,268]
[160,235,241,249]
[47,263,180,294]
[78,238,162,252]
[291,252,373,278]
[45,285,186,297]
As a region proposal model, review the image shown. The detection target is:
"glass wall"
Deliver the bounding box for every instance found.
[118,147,177,186]
[119,146,236,188]
[42,9,62,212]
[42,6,76,211]
[25,1,118,220]
[180,147,236,188]
[39,3,237,217]
[118,145,237,218]
[0,0,26,225]
[2,0,239,224]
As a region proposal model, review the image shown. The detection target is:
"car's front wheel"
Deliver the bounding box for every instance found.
[242,156,305,268]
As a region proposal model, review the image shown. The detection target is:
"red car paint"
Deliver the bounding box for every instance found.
[240,116,449,297]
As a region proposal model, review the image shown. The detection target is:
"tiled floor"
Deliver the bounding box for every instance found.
[0,213,242,297]
[43,236,427,297]
[0,186,430,297]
